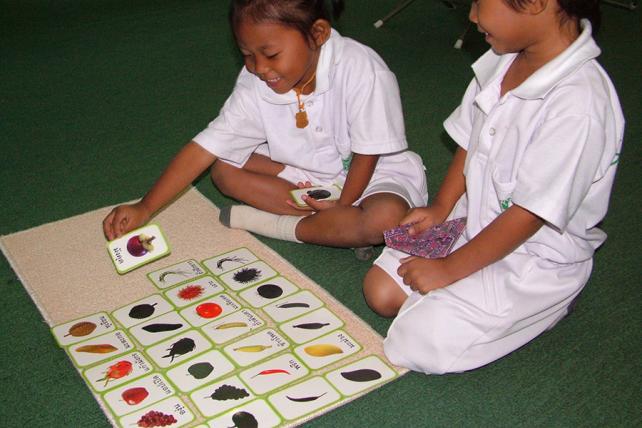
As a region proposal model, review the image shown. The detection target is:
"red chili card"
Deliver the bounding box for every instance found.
[383,217,466,258]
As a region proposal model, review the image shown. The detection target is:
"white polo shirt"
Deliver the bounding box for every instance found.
[193,29,411,185]
[444,20,625,264]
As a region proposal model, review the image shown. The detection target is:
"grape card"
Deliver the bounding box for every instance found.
[279,307,343,344]
[67,330,135,367]
[83,351,154,393]
[128,311,191,346]
[190,375,255,418]
[107,224,170,274]
[383,217,466,258]
[111,294,175,329]
[147,259,207,289]
[51,312,115,347]
[202,247,259,275]
[201,308,265,345]
[294,330,361,370]
[239,353,309,395]
[117,395,195,428]
[218,261,278,291]
[163,276,225,308]
[207,398,282,428]
[268,376,342,421]
[238,276,299,308]
[289,185,342,208]
[325,355,398,396]
[166,349,236,393]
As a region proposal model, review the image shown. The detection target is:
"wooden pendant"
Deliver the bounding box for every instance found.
[295,111,308,129]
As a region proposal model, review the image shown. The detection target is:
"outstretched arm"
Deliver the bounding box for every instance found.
[103,141,217,239]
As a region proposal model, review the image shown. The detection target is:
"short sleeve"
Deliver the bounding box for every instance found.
[347,68,407,155]
[512,114,608,231]
[192,70,266,165]
[443,78,479,150]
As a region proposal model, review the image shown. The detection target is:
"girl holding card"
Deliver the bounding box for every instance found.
[363,0,624,374]
[102,0,427,260]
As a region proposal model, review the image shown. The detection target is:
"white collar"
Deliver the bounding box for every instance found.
[472,19,600,100]
[256,28,343,105]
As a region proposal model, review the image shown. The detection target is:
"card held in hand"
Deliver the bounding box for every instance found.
[383,217,466,258]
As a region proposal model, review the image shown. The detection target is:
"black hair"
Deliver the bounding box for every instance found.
[503,0,601,34]
[229,0,345,41]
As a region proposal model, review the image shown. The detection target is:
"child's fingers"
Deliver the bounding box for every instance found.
[285,199,314,211]
[102,210,116,240]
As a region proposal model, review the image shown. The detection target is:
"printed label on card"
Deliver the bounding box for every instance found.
[52,312,115,347]
[202,247,259,275]
[83,351,154,393]
[107,224,170,274]
[147,259,207,289]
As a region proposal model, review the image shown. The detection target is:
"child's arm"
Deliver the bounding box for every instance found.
[103,141,217,240]
[403,146,467,234]
[398,204,544,294]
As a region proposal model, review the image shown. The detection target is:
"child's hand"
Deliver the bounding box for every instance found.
[401,206,449,236]
[102,202,151,240]
[397,256,453,294]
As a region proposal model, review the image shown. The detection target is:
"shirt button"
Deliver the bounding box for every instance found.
[489,127,496,136]
[315,126,323,132]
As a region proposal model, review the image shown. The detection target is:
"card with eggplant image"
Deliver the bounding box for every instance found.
[294,330,361,370]
[147,259,208,289]
[117,396,195,428]
[325,355,398,397]
[67,330,135,368]
[262,290,324,323]
[223,328,290,367]
[239,353,309,395]
[51,312,116,347]
[268,376,342,421]
[128,311,191,346]
[218,260,278,291]
[111,294,175,329]
[178,293,241,328]
[238,276,299,308]
[145,329,213,369]
[162,276,225,308]
[190,375,255,418]
[207,398,282,428]
[278,307,344,345]
[202,247,259,275]
[165,349,236,393]
[82,351,154,393]
[201,308,265,345]
[289,185,342,208]
[107,224,170,274]
[102,372,175,417]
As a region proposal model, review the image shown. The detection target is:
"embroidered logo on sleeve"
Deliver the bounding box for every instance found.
[500,197,513,211]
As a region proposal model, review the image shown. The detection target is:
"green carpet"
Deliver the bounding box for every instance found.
[1,0,640,426]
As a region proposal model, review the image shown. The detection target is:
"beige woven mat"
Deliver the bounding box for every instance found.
[0,187,405,427]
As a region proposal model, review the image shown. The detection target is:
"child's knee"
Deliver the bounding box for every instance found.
[210,162,237,197]
[362,267,405,318]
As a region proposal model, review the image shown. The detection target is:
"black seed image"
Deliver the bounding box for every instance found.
[162,337,196,362]
[188,361,214,379]
[340,368,382,382]
[292,322,330,330]
[276,302,310,309]
[207,384,250,401]
[286,392,327,402]
[128,303,157,319]
[257,283,283,299]
[142,323,183,333]
[216,256,246,270]
[306,189,331,200]
[233,267,261,283]
[231,411,258,428]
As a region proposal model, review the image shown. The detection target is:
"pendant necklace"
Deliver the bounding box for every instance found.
[294,71,316,129]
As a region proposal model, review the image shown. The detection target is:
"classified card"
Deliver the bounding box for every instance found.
[289,185,342,207]
[383,217,466,259]
[107,224,170,274]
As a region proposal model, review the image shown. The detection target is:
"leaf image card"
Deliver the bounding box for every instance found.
[201,308,265,345]
[166,349,236,393]
[179,293,242,327]
[117,395,195,428]
[82,351,154,393]
[107,224,170,274]
[218,260,279,291]
[383,217,466,259]
[202,247,259,275]
[268,376,342,421]
[111,294,175,329]
[51,312,116,347]
[325,355,398,396]
[207,398,282,428]
[289,185,342,207]
[238,276,299,308]
[147,259,207,289]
